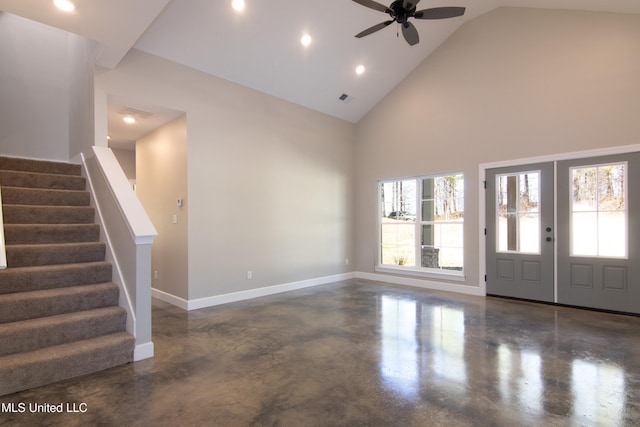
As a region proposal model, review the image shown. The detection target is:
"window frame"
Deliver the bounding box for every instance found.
[376,172,465,281]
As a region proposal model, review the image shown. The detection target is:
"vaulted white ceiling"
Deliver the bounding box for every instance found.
[1,0,639,127]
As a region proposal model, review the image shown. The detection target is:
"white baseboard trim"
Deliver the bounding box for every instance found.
[355,271,485,297]
[133,341,154,361]
[152,272,356,311]
[151,287,189,310]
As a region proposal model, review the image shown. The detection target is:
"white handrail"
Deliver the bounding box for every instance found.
[83,147,157,361]
[0,183,6,269]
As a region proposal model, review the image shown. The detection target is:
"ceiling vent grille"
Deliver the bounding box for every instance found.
[338,93,353,104]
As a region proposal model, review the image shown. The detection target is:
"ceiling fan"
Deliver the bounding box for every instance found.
[353,0,466,46]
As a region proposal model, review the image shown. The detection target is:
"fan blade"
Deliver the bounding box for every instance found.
[402,21,419,46]
[355,20,394,38]
[414,6,466,20]
[402,0,421,10]
[352,0,391,14]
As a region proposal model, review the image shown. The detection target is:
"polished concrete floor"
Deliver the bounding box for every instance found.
[1,279,640,426]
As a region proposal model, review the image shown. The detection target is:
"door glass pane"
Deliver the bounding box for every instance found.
[497,172,541,254]
[572,167,597,211]
[598,212,625,257]
[570,163,627,258]
[571,212,598,256]
[598,165,625,210]
[520,213,540,253]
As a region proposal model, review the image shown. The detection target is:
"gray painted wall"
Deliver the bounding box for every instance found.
[0,13,69,160]
[111,148,136,180]
[96,50,355,301]
[354,8,640,289]
[136,115,188,300]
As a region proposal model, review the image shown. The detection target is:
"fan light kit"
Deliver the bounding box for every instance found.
[353,0,465,46]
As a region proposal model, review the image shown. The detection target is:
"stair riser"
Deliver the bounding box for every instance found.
[0,170,86,190]
[0,333,133,396]
[2,224,101,244]
[1,187,90,206]
[0,263,112,294]
[0,284,120,323]
[0,307,127,357]
[2,205,95,224]
[0,156,134,396]
[0,156,81,176]
[5,243,106,268]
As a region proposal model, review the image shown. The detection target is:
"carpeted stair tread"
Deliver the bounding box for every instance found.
[0,332,134,396]
[5,242,106,268]
[0,306,127,357]
[0,155,134,396]
[0,282,120,323]
[1,186,90,206]
[0,156,81,176]
[2,224,101,244]
[2,204,95,224]
[0,261,112,294]
[0,169,86,190]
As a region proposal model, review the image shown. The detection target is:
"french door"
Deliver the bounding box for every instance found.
[486,163,555,302]
[486,153,640,314]
[556,153,640,313]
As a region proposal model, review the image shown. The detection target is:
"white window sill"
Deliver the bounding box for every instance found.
[375,265,466,282]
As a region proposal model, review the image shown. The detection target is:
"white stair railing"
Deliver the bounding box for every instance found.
[82,146,157,361]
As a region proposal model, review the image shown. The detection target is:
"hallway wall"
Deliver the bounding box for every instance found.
[136,115,188,300]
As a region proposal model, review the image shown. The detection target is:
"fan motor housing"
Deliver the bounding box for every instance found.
[389,0,416,23]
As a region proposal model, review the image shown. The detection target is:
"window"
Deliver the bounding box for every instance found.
[570,162,627,258]
[378,173,464,275]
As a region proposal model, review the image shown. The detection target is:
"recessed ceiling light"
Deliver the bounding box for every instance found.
[53,0,75,12]
[231,0,245,12]
[355,64,366,75]
[123,116,136,124]
[300,34,312,47]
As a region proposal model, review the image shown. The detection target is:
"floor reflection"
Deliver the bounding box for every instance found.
[497,345,543,417]
[379,295,468,400]
[378,292,631,426]
[429,305,466,388]
[380,296,419,399]
[571,359,625,426]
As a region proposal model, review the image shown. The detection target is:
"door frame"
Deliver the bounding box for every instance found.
[478,144,640,298]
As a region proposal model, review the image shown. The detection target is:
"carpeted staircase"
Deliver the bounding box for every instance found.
[0,156,134,396]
